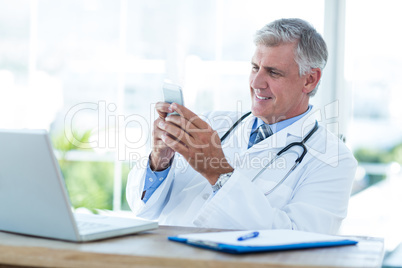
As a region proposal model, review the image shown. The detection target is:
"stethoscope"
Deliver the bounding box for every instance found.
[220,111,319,195]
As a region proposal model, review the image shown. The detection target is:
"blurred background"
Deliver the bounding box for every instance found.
[1,0,401,236]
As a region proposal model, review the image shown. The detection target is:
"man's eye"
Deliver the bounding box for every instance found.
[251,65,259,71]
[270,71,280,77]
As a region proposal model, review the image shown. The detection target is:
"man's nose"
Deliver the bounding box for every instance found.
[250,71,268,90]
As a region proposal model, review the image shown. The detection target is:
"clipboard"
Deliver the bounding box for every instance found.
[168,229,358,254]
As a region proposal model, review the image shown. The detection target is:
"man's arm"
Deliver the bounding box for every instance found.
[126,102,177,216]
[126,155,176,220]
[141,160,171,203]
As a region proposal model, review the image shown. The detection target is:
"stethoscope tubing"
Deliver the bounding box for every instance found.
[220,111,252,143]
[220,112,319,195]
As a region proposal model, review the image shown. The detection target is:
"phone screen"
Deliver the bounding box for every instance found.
[163,82,183,116]
[163,82,183,105]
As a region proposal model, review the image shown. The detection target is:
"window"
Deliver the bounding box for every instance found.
[0,0,326,211]
[345,0,402,189]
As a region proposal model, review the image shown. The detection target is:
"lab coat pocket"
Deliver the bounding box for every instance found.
[254,180,293,209]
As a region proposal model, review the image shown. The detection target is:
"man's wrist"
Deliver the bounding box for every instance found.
[149,153,173,171]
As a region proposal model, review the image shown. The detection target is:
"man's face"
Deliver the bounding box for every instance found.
[249,43,312,124]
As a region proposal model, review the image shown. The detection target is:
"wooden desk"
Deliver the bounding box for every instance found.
[0,226,384,268]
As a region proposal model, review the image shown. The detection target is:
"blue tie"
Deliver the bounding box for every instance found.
[253,124,273,145]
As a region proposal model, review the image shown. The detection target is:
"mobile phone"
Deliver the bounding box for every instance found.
[162,82,184,116]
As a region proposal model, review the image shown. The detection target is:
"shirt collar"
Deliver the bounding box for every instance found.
[252,105,313,134]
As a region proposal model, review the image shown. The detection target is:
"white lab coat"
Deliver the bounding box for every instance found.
[126,109,357,234]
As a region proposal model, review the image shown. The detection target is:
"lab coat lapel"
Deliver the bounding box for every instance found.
[222,112,255,155]
[246,109,318,155]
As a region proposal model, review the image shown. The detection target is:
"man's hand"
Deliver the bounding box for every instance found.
[150,102,176,171]
[157,103,234,185]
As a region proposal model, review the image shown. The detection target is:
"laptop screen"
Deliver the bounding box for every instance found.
[0,129,79,241]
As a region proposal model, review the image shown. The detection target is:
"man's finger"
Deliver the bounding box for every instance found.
[165,114,203,139]
[169,103,210,130]
[155,101,174,118]
[158,120,196,147]
[161,132,189,156]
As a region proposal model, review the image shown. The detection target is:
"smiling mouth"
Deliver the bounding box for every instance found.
[255,93,272,100]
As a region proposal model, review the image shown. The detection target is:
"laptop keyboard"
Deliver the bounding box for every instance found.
[76,220,112,232]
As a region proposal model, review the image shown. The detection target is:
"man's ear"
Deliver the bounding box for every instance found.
[302,68,322,94]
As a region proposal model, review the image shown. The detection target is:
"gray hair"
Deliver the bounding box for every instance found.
[254,18,328,96]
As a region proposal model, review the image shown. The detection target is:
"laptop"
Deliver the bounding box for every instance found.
[0,129,158,242]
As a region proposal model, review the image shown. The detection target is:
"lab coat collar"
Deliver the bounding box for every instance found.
[225,112,255,152]
[246,108,319,153]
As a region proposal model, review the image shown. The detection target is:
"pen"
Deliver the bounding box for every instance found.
[237,231,259,241]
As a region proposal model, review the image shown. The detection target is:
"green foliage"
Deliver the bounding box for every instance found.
[51,130,93,153]
[51,130,93,171]
[354,142,402,164]
[354,142,402,187]
[121,164,131,211]
[61,161,114,211]
[389,143,402,164]
[59,161,131,212]
[50,130,131,211]
[353,147,392,164]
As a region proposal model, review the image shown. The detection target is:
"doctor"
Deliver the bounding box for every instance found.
[126,18,357,234]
